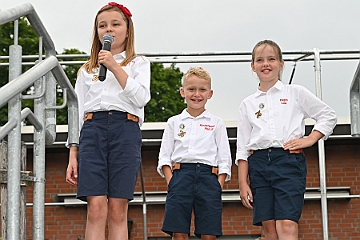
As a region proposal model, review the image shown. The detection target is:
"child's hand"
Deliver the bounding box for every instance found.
[283,138,312,150]
[239,183,253,209]
[217,174,226,190]
[284,130,325,150]
[66,146,78,186]
[98,50,117,72]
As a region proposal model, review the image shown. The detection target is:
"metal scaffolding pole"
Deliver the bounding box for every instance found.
[313,48,329,240]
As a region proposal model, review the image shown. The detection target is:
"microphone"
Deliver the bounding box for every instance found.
[98,34,114,81]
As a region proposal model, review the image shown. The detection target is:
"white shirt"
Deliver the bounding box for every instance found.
[235,81,337,164]
[157,109,232,181]
[75,51,151,131]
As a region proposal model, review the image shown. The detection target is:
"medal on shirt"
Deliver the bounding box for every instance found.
[92,68,99,82]
[255,103,265,118]
[178,123,186,137]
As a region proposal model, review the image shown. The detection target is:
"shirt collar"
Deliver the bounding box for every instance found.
[113,51,126,61]
[254,80,283,97]
[180,109,211,120]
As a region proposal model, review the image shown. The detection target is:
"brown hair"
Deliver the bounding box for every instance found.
[82,5,136,74]
[251,39,283,63]
[182,67,212,88]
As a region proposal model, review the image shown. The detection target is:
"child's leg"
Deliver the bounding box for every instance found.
[107,197,129,240]
[200,235,217,240]
[85,196,108,240]
[173,232,189,240]
[262,220,278,240]
[276,220,298,240]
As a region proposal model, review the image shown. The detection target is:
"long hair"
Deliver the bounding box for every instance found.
[82,6,136,74]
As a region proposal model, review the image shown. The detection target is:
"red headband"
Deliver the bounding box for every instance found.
[100,2,132,18]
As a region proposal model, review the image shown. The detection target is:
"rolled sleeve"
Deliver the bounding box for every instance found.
[299,86,337,140]
[123,57,151,108]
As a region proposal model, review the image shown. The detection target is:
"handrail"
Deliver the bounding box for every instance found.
[0,3,55,56]
[0,50,359,66]
[0,3,79,240]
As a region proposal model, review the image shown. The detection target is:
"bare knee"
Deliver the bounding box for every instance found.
[276,220,298,239]
[173,232,188,240]
[201,234,216,240]
[107,198,128,224]
[87,197,108,223]
[262,220,278,240]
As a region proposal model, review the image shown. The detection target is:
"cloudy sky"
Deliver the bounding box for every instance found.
[2,1,360,121]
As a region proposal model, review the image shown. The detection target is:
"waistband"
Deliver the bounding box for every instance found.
[249,148,303,155]
[172,163,218,175]
[83,111,139,123]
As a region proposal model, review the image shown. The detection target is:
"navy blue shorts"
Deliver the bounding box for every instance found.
[248,148,307,226]
[77,111,142,202]
[161,163,222,238]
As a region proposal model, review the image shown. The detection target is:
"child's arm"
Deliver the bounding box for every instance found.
[162,165,173,185]
[283,130,324,150]
[238,159,253,209]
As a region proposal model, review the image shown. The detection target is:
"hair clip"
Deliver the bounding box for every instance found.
[100,2,132,18]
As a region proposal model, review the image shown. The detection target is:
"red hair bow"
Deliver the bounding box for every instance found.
[100,2,132,18]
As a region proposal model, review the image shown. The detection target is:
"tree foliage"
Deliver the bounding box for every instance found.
[145,63,186,122]
[0,18,185,126]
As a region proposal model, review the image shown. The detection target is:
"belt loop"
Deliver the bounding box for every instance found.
[212,167,218,176]
[83,112,94,122]
[127,113,139,123]
[172,163,181,171]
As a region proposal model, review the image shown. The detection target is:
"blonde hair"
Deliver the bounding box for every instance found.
[182,67,212,88]
[82,6,136,74]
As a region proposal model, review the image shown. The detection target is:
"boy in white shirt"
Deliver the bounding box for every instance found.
[157,67,232,239]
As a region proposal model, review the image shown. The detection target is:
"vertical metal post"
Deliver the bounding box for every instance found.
[7,19,22,240]
[32,39,46,240]
[313,48,329,240]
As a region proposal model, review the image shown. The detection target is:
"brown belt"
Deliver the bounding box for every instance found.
[83,112,139,123]
[172,163,218,176]
[249,149,303,155]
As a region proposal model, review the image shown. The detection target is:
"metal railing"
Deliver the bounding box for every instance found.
[1,3,360,240]
[0,3,78,240]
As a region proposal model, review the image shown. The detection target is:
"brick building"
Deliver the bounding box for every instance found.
[7,118,360,239]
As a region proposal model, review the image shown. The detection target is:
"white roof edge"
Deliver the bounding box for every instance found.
[20,116,351,133]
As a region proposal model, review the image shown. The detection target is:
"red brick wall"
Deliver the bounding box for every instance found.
[1,141,359,239]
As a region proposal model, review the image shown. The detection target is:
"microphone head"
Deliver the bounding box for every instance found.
[102,34,114,44]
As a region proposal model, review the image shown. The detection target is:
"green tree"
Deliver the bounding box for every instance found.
[145,63,186,122]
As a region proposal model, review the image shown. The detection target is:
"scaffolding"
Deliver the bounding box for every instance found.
[0,3,359,240]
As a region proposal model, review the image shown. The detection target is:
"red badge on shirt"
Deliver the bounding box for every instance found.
[280,98,288,104]
[200,124,215,131]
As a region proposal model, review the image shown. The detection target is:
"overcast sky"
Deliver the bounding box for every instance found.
[2,1,360,121]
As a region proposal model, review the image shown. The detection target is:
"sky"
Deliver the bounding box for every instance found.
[1,0,360,121]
